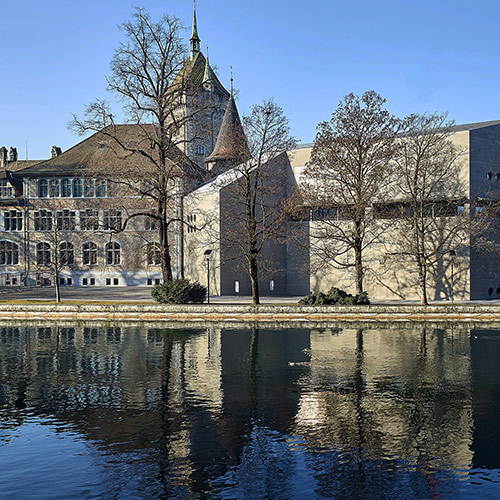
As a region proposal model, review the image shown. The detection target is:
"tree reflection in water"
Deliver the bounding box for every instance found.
[0,323,499,499]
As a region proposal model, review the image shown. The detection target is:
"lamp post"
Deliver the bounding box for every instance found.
[204,249,212,304]
[449,250,456,305]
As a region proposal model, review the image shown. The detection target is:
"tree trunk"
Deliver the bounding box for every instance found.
[54,270,61,303]
[249,254,260,305]
[418,259,428,305]
[354,245,363,295]
[160,220,173,282]
[354,217,363,295]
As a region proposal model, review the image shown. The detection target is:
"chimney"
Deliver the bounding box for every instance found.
[51,145,62,158]
[9,147,18,162]
[0,147,7,168]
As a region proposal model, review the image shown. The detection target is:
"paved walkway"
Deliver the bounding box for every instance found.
[2,286,500,305]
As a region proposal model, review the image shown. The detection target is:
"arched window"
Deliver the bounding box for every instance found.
[106,242,120,265]
[49,179,60,198]
[147,243,161,265]
[59,242,74,266]
[0,241,19,265]
[95,179,107,197]
[36,242,51,266]
[73,178,83,198]
[82,242,97,265]
[61,179,71,197]
[37,179,48,198]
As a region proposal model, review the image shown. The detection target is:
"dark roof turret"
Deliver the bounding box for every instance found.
[205,94,250,168]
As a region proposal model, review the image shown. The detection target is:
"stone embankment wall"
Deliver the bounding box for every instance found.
[1,303,500,323]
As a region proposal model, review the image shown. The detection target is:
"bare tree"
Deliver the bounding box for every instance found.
[390,113,469,305]
[70,8,211,281]
[301,91,399,294]
[220,98,296,305]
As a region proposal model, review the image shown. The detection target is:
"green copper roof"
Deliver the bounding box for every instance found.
[202,47,213,85]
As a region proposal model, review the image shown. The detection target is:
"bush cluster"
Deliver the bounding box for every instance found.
[151,279,207,304]
[299,287,370,306]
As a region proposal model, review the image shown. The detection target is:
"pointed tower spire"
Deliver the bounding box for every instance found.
[190,0,201,60]
[230,65,234,96]
[205,79,250,173]
[202,46,213,90]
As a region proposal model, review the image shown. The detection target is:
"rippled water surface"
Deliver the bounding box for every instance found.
[1,323,500,499]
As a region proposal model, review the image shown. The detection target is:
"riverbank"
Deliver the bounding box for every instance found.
[1,302,500,323]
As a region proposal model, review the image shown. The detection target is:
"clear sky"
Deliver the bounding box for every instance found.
[1,0,500,159]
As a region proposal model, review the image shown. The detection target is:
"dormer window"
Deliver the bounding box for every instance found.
[196,145,205,155]
[0,180,13,198]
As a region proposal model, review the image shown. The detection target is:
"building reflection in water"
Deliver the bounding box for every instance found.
[1,322,500,499]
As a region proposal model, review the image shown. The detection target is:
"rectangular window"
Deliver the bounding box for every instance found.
[113,278,119,285]
[103,210,122,231]
[34,210,53,231]
[4,210,22,231]
[147,278,152,286]
[82,278,88,286]
[90,278,95,285]
[67,278,72,286]
[56,210,76,230]
[80,209,99,231]
[106,278,111,286]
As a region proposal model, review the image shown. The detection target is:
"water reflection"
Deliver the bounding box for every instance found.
[0,323,499,499]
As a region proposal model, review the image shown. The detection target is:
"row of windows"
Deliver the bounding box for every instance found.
[310,203,467,221]
[2,210,159,232]
[32,209,122,231]
[34,241,122,266]
[36,178,110,198]
[0,241,161,267]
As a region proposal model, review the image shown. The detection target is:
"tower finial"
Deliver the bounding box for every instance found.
[202,46,213,90]
[230,66,234,97]
[190,0,201,60]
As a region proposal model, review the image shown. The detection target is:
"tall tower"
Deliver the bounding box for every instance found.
[180,0,230,167]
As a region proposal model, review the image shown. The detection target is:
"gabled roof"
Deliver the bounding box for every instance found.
[18,125,205,180]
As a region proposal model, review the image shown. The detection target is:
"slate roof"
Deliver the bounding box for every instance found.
[175,52,229,97]
[5,160,43,172]
[205,96,250,164]
[18,125,205,180]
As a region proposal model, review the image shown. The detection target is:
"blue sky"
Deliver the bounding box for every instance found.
[1,0,499,159]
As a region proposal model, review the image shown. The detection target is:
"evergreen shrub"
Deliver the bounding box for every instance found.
[151,279,207,304]
[299,287,370,305]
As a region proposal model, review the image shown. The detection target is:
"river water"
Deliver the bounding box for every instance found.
[0,322,499,499]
